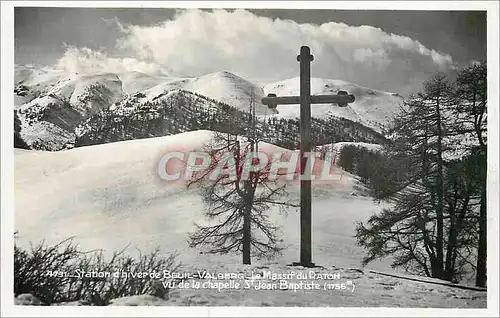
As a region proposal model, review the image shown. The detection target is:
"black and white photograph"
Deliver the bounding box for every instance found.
[1,1,499,317]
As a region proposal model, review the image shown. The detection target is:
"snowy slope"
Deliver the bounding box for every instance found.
[14,130,487,307]
[160,264,486,307]
[15,130,386,269]
[264,77,404,132]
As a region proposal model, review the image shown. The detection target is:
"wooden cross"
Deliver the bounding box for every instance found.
[262,46,355,267]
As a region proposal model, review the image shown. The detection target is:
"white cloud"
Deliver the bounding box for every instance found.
[55,46,167,75]
[54,9,456,95]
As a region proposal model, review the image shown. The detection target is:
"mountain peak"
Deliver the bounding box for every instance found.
[15,64,405,151]
[202,70,244,79]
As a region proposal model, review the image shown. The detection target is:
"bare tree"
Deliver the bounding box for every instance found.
[187,91,298,264]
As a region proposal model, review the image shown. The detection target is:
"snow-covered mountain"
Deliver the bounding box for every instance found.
[264,77,404,132]
[14,65,65,106]
[114,70,272,115]
[177,71,270,115]
[13,65,403,151]
[15,72,126,150]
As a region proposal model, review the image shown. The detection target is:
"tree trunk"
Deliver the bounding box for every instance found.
[242,164,253,265]
[434,95,445,279]
[242,202,251,265]
[476,182,487,287]
[444,207,457,282]
[446,195,469,282]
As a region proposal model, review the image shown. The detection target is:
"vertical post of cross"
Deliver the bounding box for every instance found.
[297,46,314,267]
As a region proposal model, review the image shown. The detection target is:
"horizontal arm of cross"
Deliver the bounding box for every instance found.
[261,93,355,108]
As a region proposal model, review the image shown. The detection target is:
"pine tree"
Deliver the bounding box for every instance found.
[454,61,487,287]
[356,74,469,281]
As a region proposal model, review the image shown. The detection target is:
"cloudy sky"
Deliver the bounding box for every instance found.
[15,7,486,96]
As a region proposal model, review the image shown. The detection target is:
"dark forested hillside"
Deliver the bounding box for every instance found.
[75,89,386,149]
